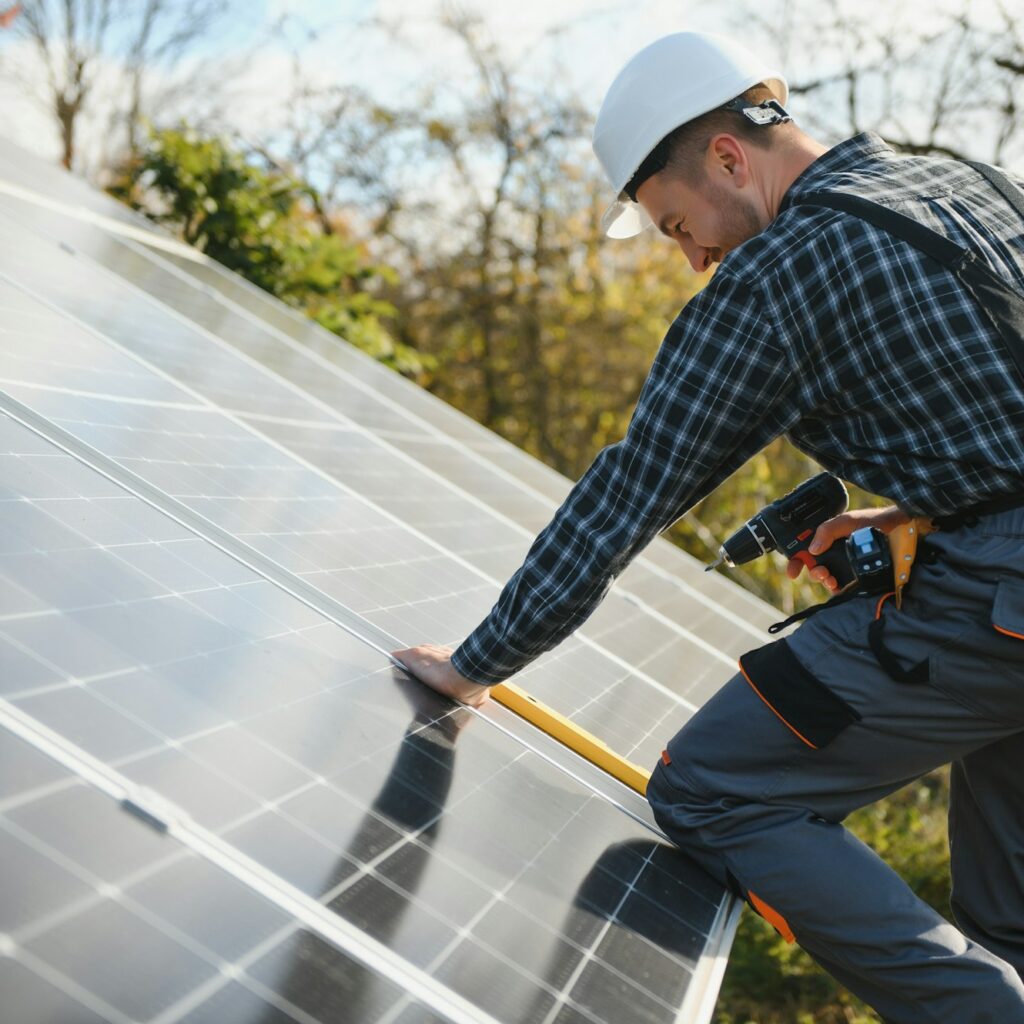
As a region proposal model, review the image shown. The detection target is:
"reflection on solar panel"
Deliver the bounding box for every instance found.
[0,135,784,1022]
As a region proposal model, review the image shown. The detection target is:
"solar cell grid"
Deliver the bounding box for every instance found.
[0,728,462,1024]
[0,186,778,646]
[0,248,714,769]
[121,219,780,632]
[0,407,732,1022]
[0,139,776,641]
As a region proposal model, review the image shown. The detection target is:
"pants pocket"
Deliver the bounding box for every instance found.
[927,574,1024,723]
[992,573,1024,644]
[738,638,862,749]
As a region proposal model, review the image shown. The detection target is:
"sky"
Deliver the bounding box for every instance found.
[1,0,1019,181]
[0,1,779,171]
[249,0,769,116]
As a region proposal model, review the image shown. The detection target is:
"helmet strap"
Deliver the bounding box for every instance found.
[622,97,792,203]
[719,97,792,126]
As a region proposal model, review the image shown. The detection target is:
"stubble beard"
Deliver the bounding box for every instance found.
[707,179,764,263]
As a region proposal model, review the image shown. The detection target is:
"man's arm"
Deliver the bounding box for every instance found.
[399,271,801,693]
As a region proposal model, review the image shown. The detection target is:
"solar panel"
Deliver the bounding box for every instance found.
[0,134,778,629]
[0,135,785,1021]
[0,223,706,761]
[0,136,197,257]
[1,406,737,1022]
[0,728,489,1024]
[0,190,781,756]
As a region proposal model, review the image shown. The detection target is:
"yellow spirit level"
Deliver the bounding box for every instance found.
[491,681,651,796]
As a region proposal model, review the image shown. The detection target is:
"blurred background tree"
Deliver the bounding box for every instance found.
[5,1,1021,1019]
[106,124,431,375]
[2,0,255,169]
[755,0,1023,162]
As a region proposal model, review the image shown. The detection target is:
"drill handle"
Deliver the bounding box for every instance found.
[790,537,858,590]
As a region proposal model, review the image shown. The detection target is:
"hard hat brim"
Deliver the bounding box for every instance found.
[600,199,654,239]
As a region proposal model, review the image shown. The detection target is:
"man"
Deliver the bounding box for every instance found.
[392,30,1024,1022]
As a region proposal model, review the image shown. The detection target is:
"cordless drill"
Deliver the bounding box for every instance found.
[704,472,890,592]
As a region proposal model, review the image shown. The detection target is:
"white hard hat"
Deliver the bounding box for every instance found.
[593,31,788,238]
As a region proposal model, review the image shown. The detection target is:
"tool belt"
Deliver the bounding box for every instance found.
[867,491,1024,684]
[768,491,1024,636]
[892,489,1024,607]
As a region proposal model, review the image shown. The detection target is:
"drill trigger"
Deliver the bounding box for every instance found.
[793,550,817,570]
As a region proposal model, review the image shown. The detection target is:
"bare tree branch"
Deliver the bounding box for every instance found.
[5,0,237,170]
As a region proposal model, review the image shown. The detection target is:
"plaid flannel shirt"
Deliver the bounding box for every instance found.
[450,131,1024,686]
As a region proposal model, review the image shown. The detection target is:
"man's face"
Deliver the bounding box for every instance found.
[635,165,764,273]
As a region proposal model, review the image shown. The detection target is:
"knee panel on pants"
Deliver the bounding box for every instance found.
[738,637,862,749]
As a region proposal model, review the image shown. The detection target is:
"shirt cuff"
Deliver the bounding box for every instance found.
[450,631,522,687]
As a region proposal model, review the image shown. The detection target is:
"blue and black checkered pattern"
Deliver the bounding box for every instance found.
[451,131,1024,686]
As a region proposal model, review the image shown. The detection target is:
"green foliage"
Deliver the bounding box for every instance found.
[106,125,433,378]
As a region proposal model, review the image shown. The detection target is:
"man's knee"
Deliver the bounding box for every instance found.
[645,757,736,889]
[649,668,806,811]
[644,668,825,872]
[645,747,740,846]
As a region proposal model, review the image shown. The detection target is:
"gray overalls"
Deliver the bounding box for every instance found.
[646,164,1024,1023]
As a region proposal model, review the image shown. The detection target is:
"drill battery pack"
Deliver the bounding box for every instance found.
[830,516,938,605]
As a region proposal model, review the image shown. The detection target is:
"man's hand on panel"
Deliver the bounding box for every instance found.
[390,643,493,708]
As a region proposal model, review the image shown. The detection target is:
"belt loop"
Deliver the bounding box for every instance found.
[867,615,930,684]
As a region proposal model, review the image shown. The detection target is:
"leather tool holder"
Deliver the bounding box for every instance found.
[886,516,938,609]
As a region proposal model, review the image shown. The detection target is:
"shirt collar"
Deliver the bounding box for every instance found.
[778,131,897,214]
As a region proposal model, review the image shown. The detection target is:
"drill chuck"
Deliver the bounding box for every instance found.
[718,518,775,567]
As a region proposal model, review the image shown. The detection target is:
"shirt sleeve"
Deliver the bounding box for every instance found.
[449,270,801,686]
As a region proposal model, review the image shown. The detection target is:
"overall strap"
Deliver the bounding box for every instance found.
[797,191,968,269]
[797,174,1024,387]
[798,159,1024,266]
[964,160,1024,223]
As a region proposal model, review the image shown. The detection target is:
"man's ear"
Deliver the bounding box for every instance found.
[708,134,749,187]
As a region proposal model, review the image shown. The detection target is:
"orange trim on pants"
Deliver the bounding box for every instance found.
[995,624,1024,641]
[748,890,796,944]
[737,659,818,750]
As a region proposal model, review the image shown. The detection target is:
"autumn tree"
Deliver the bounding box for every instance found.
[735,0,1024,163]
[3,0,245,170]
